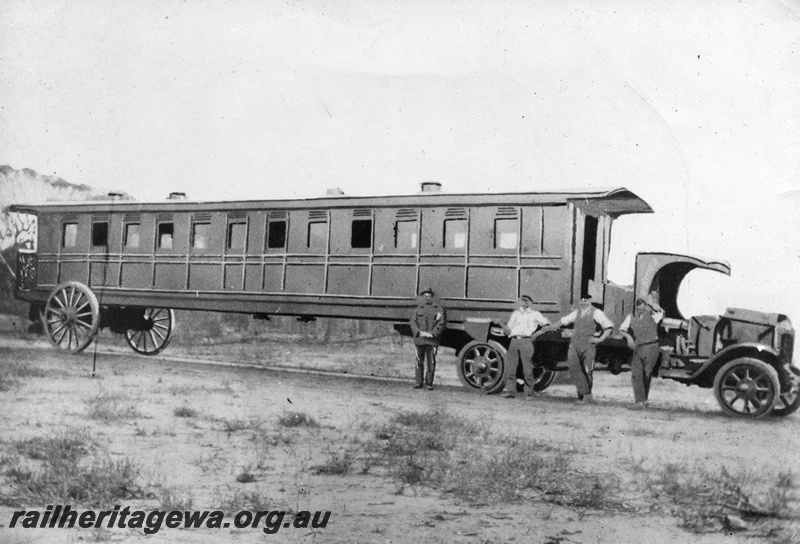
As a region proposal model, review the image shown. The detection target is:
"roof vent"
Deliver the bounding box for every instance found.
[325,188,345,197]
[167,192,187,200]
[420,182,442,194]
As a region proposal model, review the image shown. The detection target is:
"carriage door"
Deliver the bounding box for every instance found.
[580,215,598,299]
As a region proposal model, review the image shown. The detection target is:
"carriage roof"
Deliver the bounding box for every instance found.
[10,187,652,218]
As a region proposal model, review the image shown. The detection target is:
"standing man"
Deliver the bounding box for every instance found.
[410,287,446,390]
[552,295,614,403]
[619,297,664,409]
[501,295,551,399]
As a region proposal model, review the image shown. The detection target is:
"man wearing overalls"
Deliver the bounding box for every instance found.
[619,298,664,409]
[553,295,614,403]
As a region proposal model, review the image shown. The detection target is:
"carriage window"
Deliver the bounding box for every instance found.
[444,219,467,249]
[91,222,109,247]
[157,223,174,250]
[351,219,372,249]
[395,220,417,250]
[192,223,209,249]
[227,222,247,252]
[267,220,286,249]
[307,221,327,251]
[62,223,78,248]
[494,219,518,249]
[124,223,140,248]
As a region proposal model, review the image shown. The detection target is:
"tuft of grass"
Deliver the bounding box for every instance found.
[0,361,49,391]
[648,465,800,533]
[312,449,356,475]
[213,488,280,514]
[277,411,317,428]
[159,488,194,510]
[14,429,93,462]
[4,431,142,508]
[0,373,20,391]
[173,405,198,418]
[236,469,257,483]
[84,392,142,422]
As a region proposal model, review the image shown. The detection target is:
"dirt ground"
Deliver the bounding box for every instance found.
[1,327,799,544]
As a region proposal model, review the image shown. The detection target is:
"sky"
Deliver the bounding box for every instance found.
[1,0,799,321]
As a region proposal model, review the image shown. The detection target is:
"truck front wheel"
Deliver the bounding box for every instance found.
[713,358,779,418]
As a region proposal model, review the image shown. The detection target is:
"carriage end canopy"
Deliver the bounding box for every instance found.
[635,252,731,320]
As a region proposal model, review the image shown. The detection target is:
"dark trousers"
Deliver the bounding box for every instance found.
[567,344,595,397]
[631,343,660,402]
[504,338,535,396]
[414,344,437,387]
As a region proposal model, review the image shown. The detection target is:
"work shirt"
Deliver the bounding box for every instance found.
[410,303,446,346]
[620,310,664,346]
[560,307,614,347]
[507,308,550,337]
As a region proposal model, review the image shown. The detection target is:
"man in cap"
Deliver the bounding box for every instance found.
[410,287,447,390]
[618,295,664,409]
[550,294,614,403]
[501,295,551,399]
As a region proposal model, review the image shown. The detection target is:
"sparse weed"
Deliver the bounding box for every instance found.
[626,426,657,438]
[312,449,356,475]
[213,487,278,514]
[159,488,194,510]
[174,405,198,418]
[84,392,142,422]
[208,416,263,433]
[278,411,317,428]
[4,431,142,507]
[0,361,49,391]
[647,464,800,532]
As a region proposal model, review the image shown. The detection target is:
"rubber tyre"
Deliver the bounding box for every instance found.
[713,358,779,418]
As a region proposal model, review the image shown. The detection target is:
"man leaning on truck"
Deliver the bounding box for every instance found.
[501,295,551,399]
[410,287,447,390]
[551,294,614,404]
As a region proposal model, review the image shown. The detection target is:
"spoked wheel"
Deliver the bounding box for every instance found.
[713,358,779,418]
[532,366,556,392]
[41,282,100,353]
[124,308,175,355]
[772,365,800,417]
[457,340,506,394]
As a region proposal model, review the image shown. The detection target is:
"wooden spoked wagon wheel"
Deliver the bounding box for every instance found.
[41,282,100,353]
[124,308,175,356]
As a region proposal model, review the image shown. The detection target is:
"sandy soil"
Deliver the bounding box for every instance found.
[0,332,798,544]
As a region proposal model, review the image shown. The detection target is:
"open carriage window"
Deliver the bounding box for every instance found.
[157,223,174,250]
[351,219,372,249]
[267,220,287,249]
[62,223,78,248]
[92,222,109,247]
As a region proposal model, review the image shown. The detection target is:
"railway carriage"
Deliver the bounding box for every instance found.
[10,184,800,418]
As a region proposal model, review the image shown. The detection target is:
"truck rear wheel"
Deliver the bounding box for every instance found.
[713,358,779,418]
[771,366,800,417]
[457,340,506,394]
